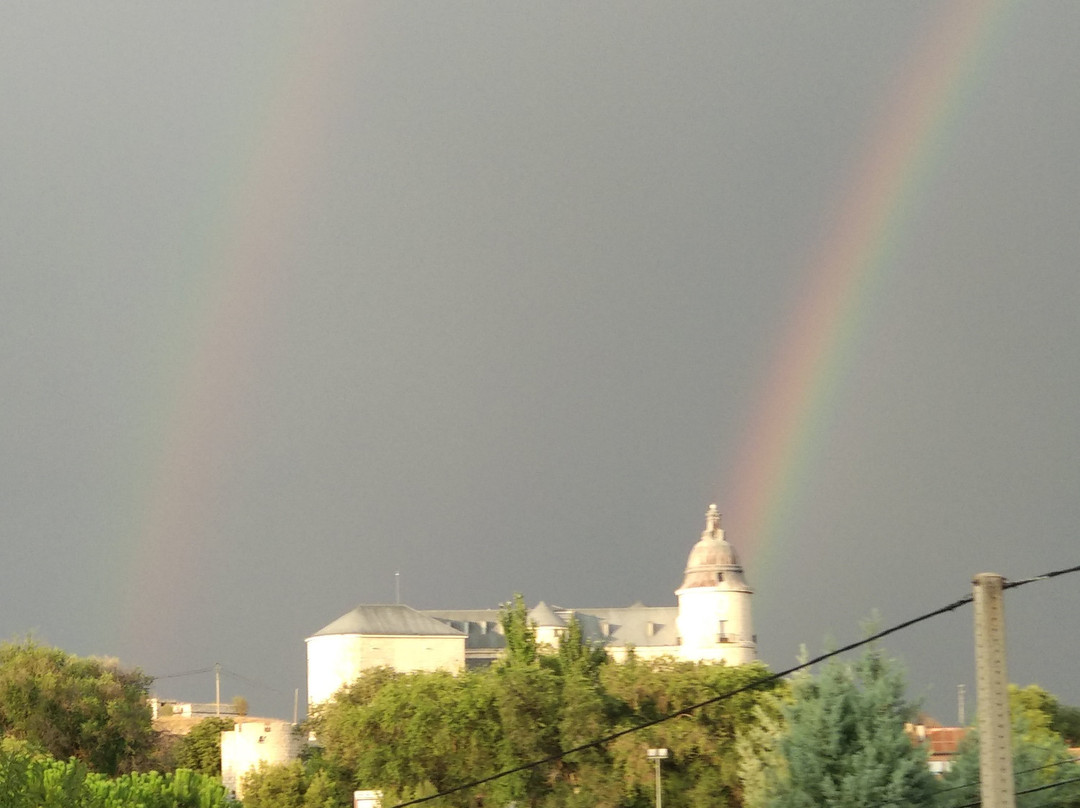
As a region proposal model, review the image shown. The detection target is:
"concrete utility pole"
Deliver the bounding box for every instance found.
[215,662,222,717]
[973,573,1015,808]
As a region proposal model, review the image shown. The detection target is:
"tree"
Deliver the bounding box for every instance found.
[602,658,782,808]
[0,737,238,808]
[0,640,158,775]
[499,593,538,668]
[173,717,234,776]
[766,646,936,808]
[736,690,788,808]
[938,685,1080,808]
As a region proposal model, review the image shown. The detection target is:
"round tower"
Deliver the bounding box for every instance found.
[675,504,756,665]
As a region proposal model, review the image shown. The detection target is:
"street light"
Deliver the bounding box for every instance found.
[646,748,669,808]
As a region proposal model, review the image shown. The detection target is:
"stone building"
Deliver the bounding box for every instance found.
[221,720,305,800]
[306,504,755,706]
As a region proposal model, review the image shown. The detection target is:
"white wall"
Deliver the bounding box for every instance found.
[307,633,465,706]
[221,721,304,800]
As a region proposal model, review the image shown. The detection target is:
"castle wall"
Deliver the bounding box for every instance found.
[306,633,465,705]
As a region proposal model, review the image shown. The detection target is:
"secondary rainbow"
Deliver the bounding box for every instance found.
[122,9,359,650]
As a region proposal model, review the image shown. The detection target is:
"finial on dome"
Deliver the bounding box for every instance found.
[705,503,721,533]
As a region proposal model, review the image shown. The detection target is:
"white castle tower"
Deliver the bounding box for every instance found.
[675,504,756,665]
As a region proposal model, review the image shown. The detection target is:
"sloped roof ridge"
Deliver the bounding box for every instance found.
[528,600,565,627]
[310,603,466,638]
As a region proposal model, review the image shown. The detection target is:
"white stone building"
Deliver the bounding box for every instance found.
[221,720,305,800]
[306,504,756,706]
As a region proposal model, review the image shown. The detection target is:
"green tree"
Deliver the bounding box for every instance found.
[736,690,788,808]
[1008,683,1080,746]
[766,646,935,808]
[1052,703,1080,746]
[0,737,238,808]
[309,602,780,808]
[938,686,1080,808]
[499,593,539,668]
[173,716,234,776]
[601,658,781,808]
[0,640,157,775]
[242,761,308,808]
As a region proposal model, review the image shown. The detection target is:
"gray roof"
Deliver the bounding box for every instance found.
[423,603,681,650]
[528,601,565,627]
[309,604,467,638]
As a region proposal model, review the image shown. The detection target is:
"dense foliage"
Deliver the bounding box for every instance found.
[173,717,235,776]
[937,685,1080,808]
[0,737,238,808]
[242,597,784,808]
[764,646,936,808]
[0,640,158,775]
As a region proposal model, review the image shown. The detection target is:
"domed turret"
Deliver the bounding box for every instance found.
[675,504,756,665]
[679,504,751,592]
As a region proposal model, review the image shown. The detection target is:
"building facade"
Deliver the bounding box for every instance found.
[306,504,756,705]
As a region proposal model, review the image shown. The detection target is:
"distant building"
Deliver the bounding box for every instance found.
[221,720,304,800]
[306,504,756,706]
[906,723,967,774]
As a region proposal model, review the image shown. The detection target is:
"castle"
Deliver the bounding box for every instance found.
[306,504,755,705]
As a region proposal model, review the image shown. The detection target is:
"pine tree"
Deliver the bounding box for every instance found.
[767,646,935,808]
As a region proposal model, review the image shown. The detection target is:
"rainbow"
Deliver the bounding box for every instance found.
[122,9,359,648]
[722,0,1012,575]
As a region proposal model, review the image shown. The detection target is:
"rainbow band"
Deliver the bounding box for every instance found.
[725,0,1011,575]
[123,11,359,647]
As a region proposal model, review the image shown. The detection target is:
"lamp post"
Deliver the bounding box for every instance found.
[646,748,669,808]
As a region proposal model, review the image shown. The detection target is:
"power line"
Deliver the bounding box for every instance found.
[219,664,289,695]
[953,774,1080,808]
[389,561,1080,808]
[390,593,975,808]
[1003,562,1080,590]
[149,666,214,680]
[932,756,1080,799]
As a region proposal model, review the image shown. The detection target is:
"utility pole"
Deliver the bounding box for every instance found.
[294,688,299,724]
[646,748,669,808]
[395,570,401,605]
[215,662,221,717]
[958,683,966,726]
[973,573,1015,808]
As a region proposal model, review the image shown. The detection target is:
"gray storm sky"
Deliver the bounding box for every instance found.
[2,3,1078,720]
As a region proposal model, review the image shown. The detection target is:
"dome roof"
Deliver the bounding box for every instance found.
[677,504,751,592]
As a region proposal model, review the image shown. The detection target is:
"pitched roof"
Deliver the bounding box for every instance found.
[309,604,467,638]
[528,601,565,627]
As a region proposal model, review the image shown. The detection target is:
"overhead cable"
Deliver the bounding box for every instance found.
[389,560,1080,808]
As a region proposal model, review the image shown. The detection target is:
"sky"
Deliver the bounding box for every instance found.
[2,2,1078,723]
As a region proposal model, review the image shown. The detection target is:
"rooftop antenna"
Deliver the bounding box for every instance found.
[395,570,401,604]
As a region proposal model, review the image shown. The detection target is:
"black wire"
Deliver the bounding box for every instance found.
[150,666,214,680]
[389,594,975,808]
[219,664,289,695]
[952,774,1080,808]
[1004,563,1080,590]
[388,560,1080,808]
[932,756,1080,798]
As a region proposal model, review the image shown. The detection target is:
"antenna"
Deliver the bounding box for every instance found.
[958,683,966,726]
[395,570,401,604]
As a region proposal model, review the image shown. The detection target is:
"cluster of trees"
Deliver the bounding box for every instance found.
[4,612,1079,808]
[937,685,1080,808]
[245,596,784,808]
[243,600,1080,808]
[0,639,239,807]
